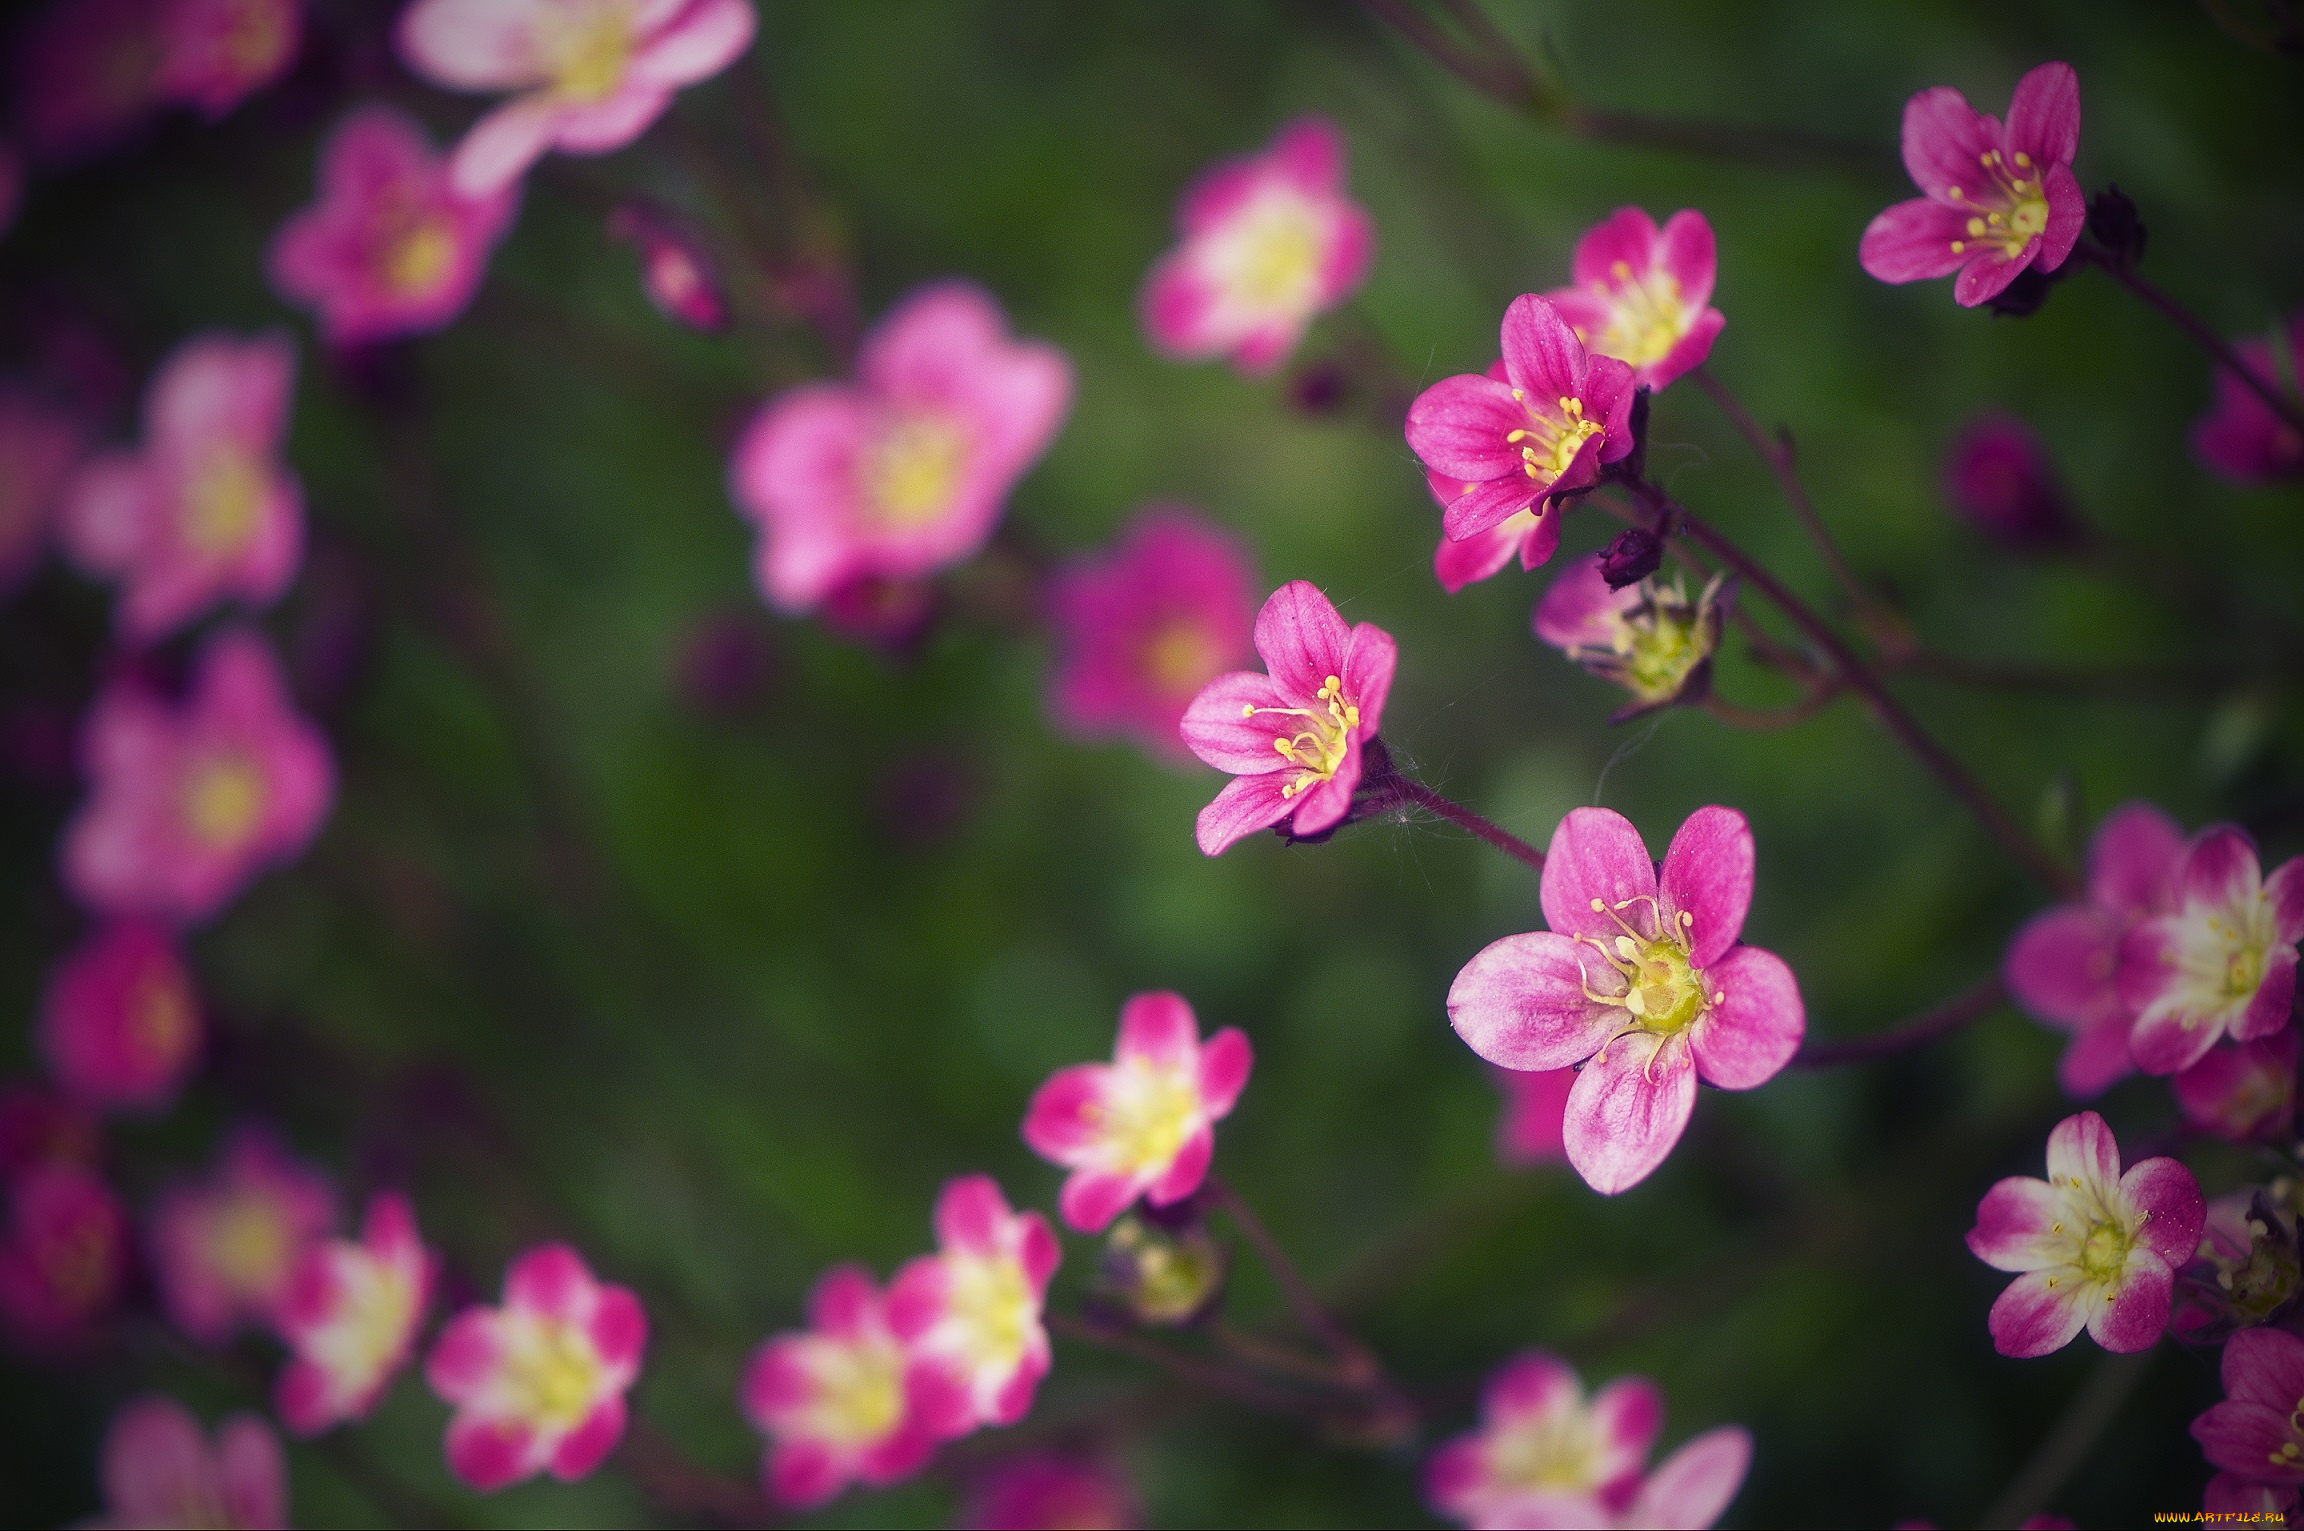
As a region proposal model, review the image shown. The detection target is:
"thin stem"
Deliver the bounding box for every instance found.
[1048,1312,1307,1414]
[1213,1318,1369,1390]
[1206,1177,1383,1388]
[1702,683,1843,731]
[1976,1348,2155,1529]
[1387,776,1548,872]
[1660,495,2079,898]
[1795,974,2006,1068]
[2086,252,2304,439]
[1690,369,1880,622]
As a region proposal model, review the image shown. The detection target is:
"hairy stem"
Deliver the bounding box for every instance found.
[1387,776,1549,871]
[1795,974,2007,1068]
[1690,369,1882,622]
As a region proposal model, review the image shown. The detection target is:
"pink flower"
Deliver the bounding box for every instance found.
[1541,207,1724,393]
[1407,294,1638,548]
[1022,991,1253,1233]
[57,332,303,642]
[1449,806,1805,1195]
[1045,506,1257,764]
[1139,116,1374,376]
[2174,1030,2298,1144]
[1966,1109,2204,1358]
[155,0,300,119]
[729,282,1072,615]
[11,0,167,165]
[149,1126,335,1345]
[425,1242,647,1491]
[269,105,519,347]
[1533,553,1730,721]
[63,628,334,925]
[1859,62,2084,308]
[888,1175,1059,1433]
[607,203,729,333]
[85,1395,287,1530]
[396,0,758,197]
[1941,413,2082,549]
[1425,359,1564,593]
[2004,802,2183,1096]
[2119,825,2302,1075]
[2194,1327,2304,1488]
[1176,581,1396,855]
[38,920,202,1112]
[0,1160,128,1347]
[2191,310,2304,485]
[739,1263,956,1509]
[1493,1065,1574,1168]
[0,387,88,598]
[2205,1474,2298,1521]
[961,1452,1139,1530]
[274,1192,435,1436]
[1425,1351,1751,1530]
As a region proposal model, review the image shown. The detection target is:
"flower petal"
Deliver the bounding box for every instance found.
[2004,905,2114,1027]
[1965,1175,2070,1272]
[1588,1376,1664,1479]
[2222,1325,2304,1410]
[1985,1269,2088,1358]
[1115,990,1199,1069]
[1689,945,1803,1090]
[1057,1169,1140,1235]
[1899,85,1996,202]
[1197,1028,1253,1117]
[2004,61,2080,169]
[1628,1425,1752,1531]
[1659,805,1753,965]
[1179,670,1295,775]
[1539,807,1660,948]
[1194,771,1296,856]
[1341,621,1397,735]
[1563,1030,1696,1195]
[1448,932,1623,1071]
[932,1174,1012,1258]
[1858,198,1970,284]
[1499,294,1587,403]
[2042,1111,2122,1199]
[1251,581,1351,703]
[548,1394,626,1481]
[2118,1156,2205,1268]
[1405,373,1526,481]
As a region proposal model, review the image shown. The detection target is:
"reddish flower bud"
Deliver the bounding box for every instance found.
[609,204,730,335]
[1942,414,2082,550]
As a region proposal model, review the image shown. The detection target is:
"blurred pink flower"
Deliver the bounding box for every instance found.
[0,1081,102,1178]
[1023,990,1252,1233]
[2003,802,2183,1096]
[2205,1473,2298,1521]
[2194,1327,2304,1490]
[2173,1030,2298,1143]
[1450,806,1804,1195]
[1426,1350,1751,1529]
[961,1451,1139,1530]
[1542,207,1724,393]
[86,1395,287,1530]
[1859,62,2084,308]
[1941,413,2082,549]
[63,629,333,925]
[0,1160,128,1347]
[396,0,758,197]
[1139,116,1374,376]
[1966,1109,2203,1358]
[269,105,519,347]
[2191,311,2304,485]
[2119,825,2302,1075]
[1406,294,1637,545]
[58,332,303,642]
[888,1175,1059,1434]
[1045,507,1256,764]
[11,0,168,164]
[1177,580,1395,855]
[0,387,88,598]
[149,1125,336,1345]
[1493,1065,1574,1168]
[426,1242,647,1491]
[1533,553,1730,721]
[729,281,1072,615]
[38,920,202,1112]
[608,203,729,333]
[740,1262,957,1509]
[155,0,300,118]
[275,1192,435,1436]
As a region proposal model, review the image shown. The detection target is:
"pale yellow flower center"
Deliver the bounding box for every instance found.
[1578,899,1719,1040]
[1240,674,1360,801]
[1219,196,1325,313]
[1583,260,1689,369]
[1088,1056,1199,1174]
[1946,148,2052,259]
[383,219,458,297]
[131,973,195,1061]
[804,1336,906,1448]
[183,450,265,556]
[945,1251,1030,1376]
[546,3,636,102]
[503,1312,604,1429]
[182,754,267,849]
[206,1194,289,1295]
[865,414,969,528]
[1486,1406,1603,1493]
[1142,619,1219,696]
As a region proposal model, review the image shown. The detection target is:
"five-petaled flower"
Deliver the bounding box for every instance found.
[1045,506,1257,765]
[1139,116,1375,376]
[1023,990,1253,1233]
[2117,824,2301,1075]
[425,1242,648,1491]
[57,332,303,643]
[274,1192,436,1436]
[147,1124,337,1346]
[1425,1350,1752,1530]
[39,920,203,1113]
[1177,580,1396,856]
[2193,1327,2304,1491]
[269,105,520,347]
[1449,806,1805,1195]
[396,0,758,197]
[1542,207,1725,394]
[888,1175,1059,1433]
[2191,309,2304,486]
[1533,553,1731,721]
[1859,61,2084,308]
[740,1262,957,1509]
[1406,295,1638,559]
[2173,1030,2298,1144]
[85,1394,288,1531]
[1965,1109,2204,1358]
[2003,801,2182,1096]
[729,281,1073,617]
[62,627,335,926]
[1941,413,2083,550]
[0,1159,128,1348]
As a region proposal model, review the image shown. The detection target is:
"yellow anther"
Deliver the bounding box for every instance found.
[1240,704,1256,718]
[1610,260,1632,279]
[1511,389,1525,401]
[2013,151,2032,167]
[1590,898,1606,912]
[1506,429,1529,443]
[1966,217,1986,236]
[1950,241,1965,253]
[1948,186,1964,200]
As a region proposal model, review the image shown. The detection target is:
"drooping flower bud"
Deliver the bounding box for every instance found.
[1941,414,2084,550]
[1533,555,1731,721]
[2086,184,2147,271]
[608,203,731,336]
[1597,526,1663,589]
[1092,1208,1229,1328]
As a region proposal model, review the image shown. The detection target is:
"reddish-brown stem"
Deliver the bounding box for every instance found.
[1048,1312,1308,1414]
[1691,369,1881,622]
[2085,252,2304,440]
[1206,1177,1385,1390]
[1795,974,2007,1068]
[1213,1318,1370,1390]
[1385,777,1548,872]
[1702,683,1843,731]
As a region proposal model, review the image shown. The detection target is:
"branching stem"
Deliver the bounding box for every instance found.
[1795,974,2006,1068]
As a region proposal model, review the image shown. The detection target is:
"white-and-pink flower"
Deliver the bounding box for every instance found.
[2118,824,2301,1076]
[62,628,334,925]
[396,0,758,197]
[1425,1350,1751,1529]
[424,1242,647,1491]
[887,1175,1059,1433]
[1449,806,1805,1195]
[274,1192,436,1436]
[57,332,303,643]
[740,1262,958,1509]
[1139,116,1374,375]
[1022,990,1252,1234]
[85,1394,288,1530]
[147,1124,338,1345]
[1542,206,1725,393]
[1965,1110,2204,1358]
[729,281,1072,616]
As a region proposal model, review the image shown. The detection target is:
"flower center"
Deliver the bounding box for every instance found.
[1240,675,1360,799]
[130,973,195,1065]
[325,1256,421,1385]
[1141,619,1220,697]
[1588,261,1689,369]
[183,450,265,556]
[1578,900,1715,1036]
[2227,941,2267,998]
[547,3,635,102]
[1505,389,1603,487]
[506,1313,604,1429]
[1946,148,2052,260]
[1487,1409,1602,1494]
[2076,1218,2132,1282]
[206,1194,290,1295]
[1221,196,1324,312]
[382,218,458,298]
[182,754,267,849]
[946,1251,1030,1373]
[808,1335,905,1447]
[864,414,969,529]
[1090,1057,1199,1175]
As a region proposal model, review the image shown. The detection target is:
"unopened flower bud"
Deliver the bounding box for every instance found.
[1093,1210,1228,1327]
[1597,526,1663,589]
[608,204,730,335]
[2086,184,2147,271]
[1941,414,2083,551]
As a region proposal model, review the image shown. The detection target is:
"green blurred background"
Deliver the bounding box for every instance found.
[3,0,2301,1523]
